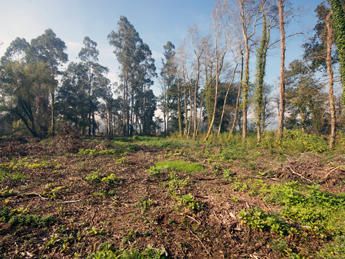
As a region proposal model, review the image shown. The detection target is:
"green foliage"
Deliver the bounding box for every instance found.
[43,184,66,199]
[177,193,204,213]
[167,172,189,195]
[282,130,328,153]
[101,173,119,186]
[329,0,345,103]
[88,242,167,259]
[148,160,203,175]
[0,206,55,228]
[0,167,25,183]
[78,148,117,156]
[239,207,295,236]
[85,170,102,183]
[318,235,345,258]
[138,198,154,213]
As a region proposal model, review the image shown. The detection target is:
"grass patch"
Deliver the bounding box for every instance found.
[149,160,203,175]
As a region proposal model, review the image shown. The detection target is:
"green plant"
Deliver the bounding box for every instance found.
[0,167,26,183]
[0,206,55,228]
[148,160,203,175]
[138,197,154,213]
[88,242,167,259]
[101,173,119,186]
[177,194,204,213]
[167,172,189,195]
[85,171,102,183]
[239,207,295,236]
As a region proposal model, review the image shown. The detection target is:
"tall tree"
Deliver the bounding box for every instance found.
[328,0,345,103]
[277,0,286,142]
[79,36,109,136]
[30,29,68,136]
[108,16,156,136]
[238,0,259,141]
[160,41,177,135]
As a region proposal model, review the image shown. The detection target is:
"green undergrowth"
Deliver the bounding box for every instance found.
[148,160,203,176]
[0,167,26,183]
[88,242,167,259]
[0,206,56,228]
[238,179,345,256]
[85,171,120,197]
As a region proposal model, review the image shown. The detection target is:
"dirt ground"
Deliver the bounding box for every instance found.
[0,136,344,258]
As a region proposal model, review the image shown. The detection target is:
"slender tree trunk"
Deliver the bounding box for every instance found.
[187,84,192,137]
[277,0,286,143]
[50,91,55,136]
[326,12,336,149]
[230,51,244,135]
[204,52,225,141]
[177,81,182,136]
[193,54,202,139]
[183,76,188,136]
[242,41,250,141]
[218,64,238,135]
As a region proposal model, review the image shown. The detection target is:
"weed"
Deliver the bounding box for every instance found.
[167,172,189,195]
[138,197,154,213]
[101,173,119,186]
[88,242,167,259]
[177,193,204,213]
[0,206,55,228]
[0,167,25,183]
[78,148,117,156]
[239,207,295,236]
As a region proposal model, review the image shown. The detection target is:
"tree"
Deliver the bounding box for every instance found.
[328,0,345,103]
[160,41,177,135]
[30,29,68,136]
[285,60,327,133]
[79,36,109,136]
[254,0,276,142]
[238,0,259,141]
[0,61,54,137]
[277,0,286,142]
[304,3,337,148]
[108,16,156,136]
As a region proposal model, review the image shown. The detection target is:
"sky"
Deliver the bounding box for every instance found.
[0,0,324,97]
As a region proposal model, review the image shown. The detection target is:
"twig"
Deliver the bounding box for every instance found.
[186,215,201,225]
[189,229,211,256]
[323,166,344,180]
[19,192,49,200]
[287,166,313,183]
[56,199,82,204]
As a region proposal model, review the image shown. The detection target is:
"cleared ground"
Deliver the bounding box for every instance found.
[1,134,345,258]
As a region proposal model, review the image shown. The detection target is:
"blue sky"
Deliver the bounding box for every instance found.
[0,0,324,95]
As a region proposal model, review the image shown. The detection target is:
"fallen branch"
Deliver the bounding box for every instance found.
[56,199,82,204]
[189,229,211,256]
[323,166,345,180]
[287,166,313,183]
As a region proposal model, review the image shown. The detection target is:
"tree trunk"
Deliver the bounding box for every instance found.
[328,0,345,104]
[218,64,238,135]
[255,14,269,143]
[242,41,250,141]
[326,12,336,149]
[204,52,225,141]
[177,81,182,136]
[230,50,244,135]
[50,91,55,136]
[277,0,286,143]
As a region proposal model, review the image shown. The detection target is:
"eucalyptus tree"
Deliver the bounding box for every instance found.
[108,16,156,136]
[30,29,68,135]
[79,36,109,136]
[160,41,177,135]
